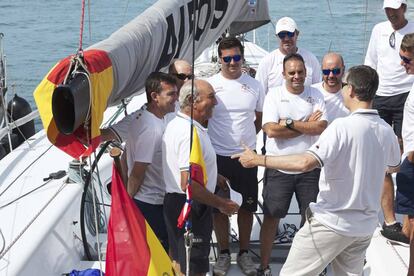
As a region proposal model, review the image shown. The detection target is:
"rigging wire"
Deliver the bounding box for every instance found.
[362,0,369,62]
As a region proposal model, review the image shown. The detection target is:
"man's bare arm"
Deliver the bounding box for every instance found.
[231,145,319,173]
[254,111,263,134]
[263,122,302,139]
[127,162,148,197]
[291,120,328,136]
[180,171,239,215]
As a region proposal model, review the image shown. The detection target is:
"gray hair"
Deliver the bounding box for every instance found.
[179,80,201,109]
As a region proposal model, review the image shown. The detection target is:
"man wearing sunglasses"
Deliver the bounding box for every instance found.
[207,37,265,276]
[255,16,321,96]
[312,52,349,124]
[257,53,327,276]
[365,0,414,244]
[100,59,192,142]
[396,33,414,276]
[233,65,401,276]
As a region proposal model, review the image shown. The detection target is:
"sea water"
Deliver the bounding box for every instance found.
[0,0,408,129]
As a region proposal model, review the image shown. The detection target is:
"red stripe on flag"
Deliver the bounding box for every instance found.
[190,163,205,187]
[106,165,151,275]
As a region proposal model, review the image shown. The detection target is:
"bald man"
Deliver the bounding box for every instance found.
[101,59,193,142]
[311,52,349,124]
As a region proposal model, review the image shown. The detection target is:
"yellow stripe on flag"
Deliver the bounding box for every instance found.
[145,222,174,275]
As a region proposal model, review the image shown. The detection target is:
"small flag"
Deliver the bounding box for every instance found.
[177,127,207,228]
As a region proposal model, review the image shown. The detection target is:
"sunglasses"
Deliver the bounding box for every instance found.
[277,31,295,39]
[322,68,342,76]
[222,54,242,63]
[400,54,412,64]
[389,31,395,48]
[341,82,348,88]
[174,73,194,80]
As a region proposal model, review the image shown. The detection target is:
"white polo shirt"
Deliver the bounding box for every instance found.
[125,107,166,205]
[255,48,321,95]
[311,82,349,124]
[307,109,401,237]
[206,73,265,156]
[162,111,217,194]
[262,85,327,174]
[109,102,179,142]
[365,21,414,96]
[402,85,414,156]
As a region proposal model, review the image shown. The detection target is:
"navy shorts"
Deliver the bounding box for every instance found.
[262,168,320,218]
[163,193,212,274]
[373,92,409,138]
[134,199,169,252]
[396,158,414,215]
[215,154,258,212]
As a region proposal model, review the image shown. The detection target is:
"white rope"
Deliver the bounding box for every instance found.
[0,181,67,259]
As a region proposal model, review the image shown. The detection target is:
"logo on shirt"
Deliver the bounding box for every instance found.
[306,96,315,104]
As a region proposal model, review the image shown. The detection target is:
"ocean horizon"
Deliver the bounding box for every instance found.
[1,0,411,130]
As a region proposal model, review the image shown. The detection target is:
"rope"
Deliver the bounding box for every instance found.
[387,240,409,271]
[362,0,369,61]
[78,0,86,53]
[0,144,53,197]
[0,181,67,259]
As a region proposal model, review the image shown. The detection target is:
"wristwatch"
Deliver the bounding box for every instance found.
[285,118,294,129]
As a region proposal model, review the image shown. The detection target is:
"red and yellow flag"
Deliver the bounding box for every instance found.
[189,127,207,187]
[33,49,113,159]
[177,127,207,228]
[106,164,173,275]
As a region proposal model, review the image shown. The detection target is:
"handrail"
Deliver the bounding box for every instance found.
[0,109,39,140]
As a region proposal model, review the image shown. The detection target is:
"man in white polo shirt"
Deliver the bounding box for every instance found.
[162,79,240,276]
[207,37,265,276]
[397,33,414,275]
[365,0,414,238]
[125,72,178,251]
[257,53,327,275]
[233,65,401,276]
[100,59,193,142]
[256,16,321,95]
[312,52,349,124]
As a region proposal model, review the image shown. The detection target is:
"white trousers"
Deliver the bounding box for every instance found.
[280,210,371,276]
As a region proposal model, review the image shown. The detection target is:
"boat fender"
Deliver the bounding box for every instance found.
[0,144,6,159]
[0,132,20,156]
[7,94,35,144]
[52,71,90,135]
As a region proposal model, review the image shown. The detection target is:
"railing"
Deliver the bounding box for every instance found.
[0,109,39,141]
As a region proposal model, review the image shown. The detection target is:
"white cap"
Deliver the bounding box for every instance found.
[275,17,298,34]
[383,0,407,9]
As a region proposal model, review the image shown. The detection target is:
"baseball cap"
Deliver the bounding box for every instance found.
[383,0,407,9]
[275,17,298,34]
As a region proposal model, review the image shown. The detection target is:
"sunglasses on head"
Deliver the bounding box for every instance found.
[341,82,348,88]
[322,68,341,76]
[277,31,295,39]
[389,31,396,48]
[222,54,242,63]
[400,54,412,64]
[174,73,194,80]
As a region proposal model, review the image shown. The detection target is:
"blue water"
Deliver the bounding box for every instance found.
[0,0,407,129]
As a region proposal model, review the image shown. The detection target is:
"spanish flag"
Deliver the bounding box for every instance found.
[105,164,173,275]
[177,127,207,228]
[33,49,113,159]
